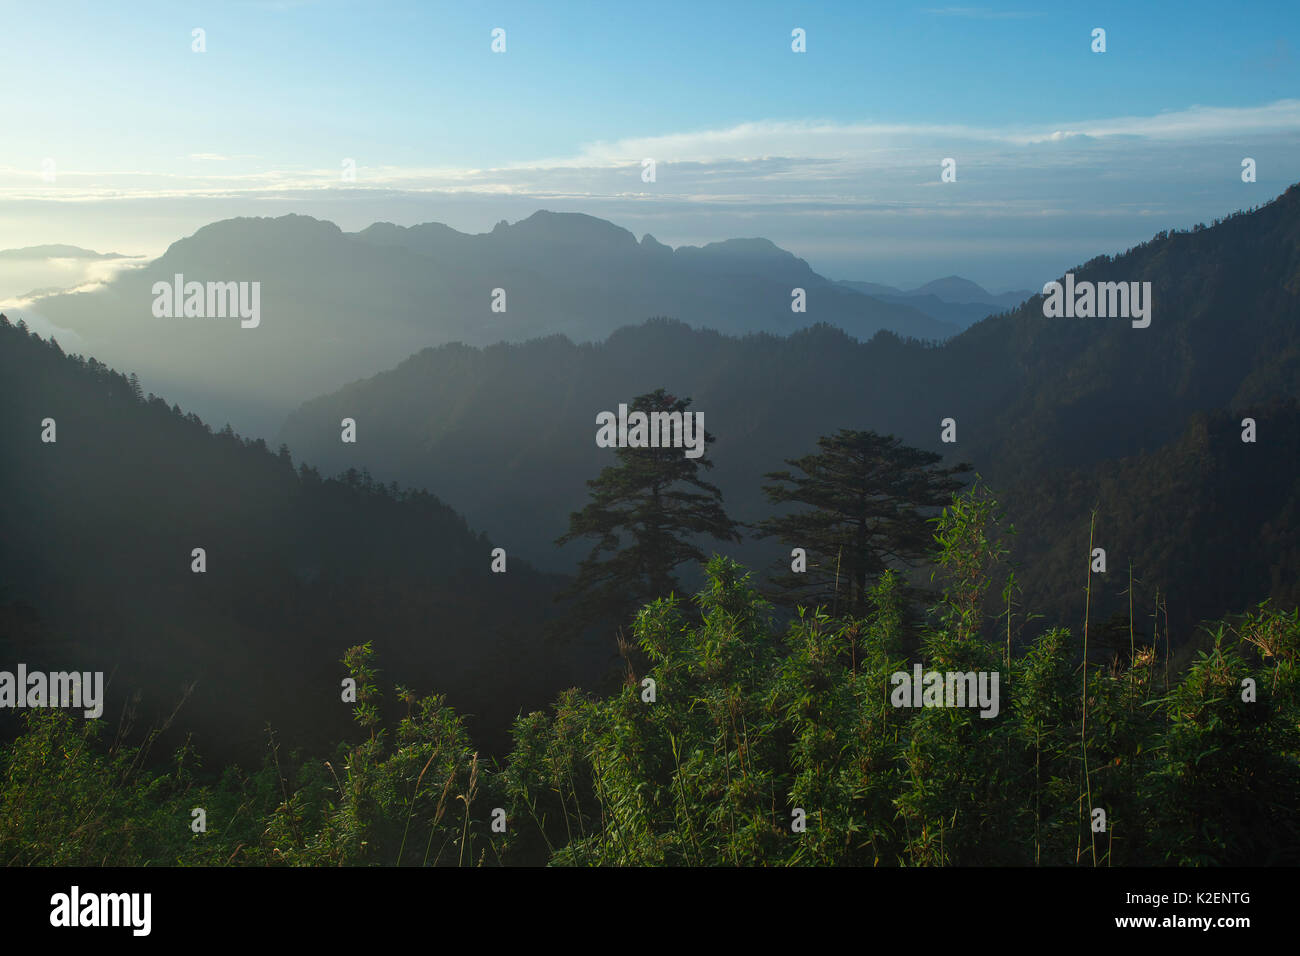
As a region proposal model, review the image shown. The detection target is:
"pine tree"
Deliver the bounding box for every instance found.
[755,429,970,616]
[556,388,740,630]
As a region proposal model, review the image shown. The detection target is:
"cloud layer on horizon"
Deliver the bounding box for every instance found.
[4,100,1297,290]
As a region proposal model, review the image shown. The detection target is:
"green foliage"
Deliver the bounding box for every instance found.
[1,485,1296,866]
[930,475,1013,643]
[0,710,201,865]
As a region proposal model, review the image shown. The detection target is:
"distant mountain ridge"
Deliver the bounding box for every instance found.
[0,314,604,760]
[836,275,1035,330]
[0,245,134,260]
[17,211,958,437]
[277,185,1300,644]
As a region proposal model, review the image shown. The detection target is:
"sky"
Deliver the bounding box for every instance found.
[2,0,1299,292]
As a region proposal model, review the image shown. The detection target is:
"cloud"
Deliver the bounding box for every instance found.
[0,255,147,307]
[551,100,1300,162]
[0,100,1296,207]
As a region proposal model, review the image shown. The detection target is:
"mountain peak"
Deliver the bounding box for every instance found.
[672,236,815,282]
[354,220,467,248]
[504,210,638,247]
[189,214,344,244]
[908,275,991,301]
[691,237,786,257]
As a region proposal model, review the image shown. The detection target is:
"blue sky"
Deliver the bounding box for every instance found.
[3,0,1299,291]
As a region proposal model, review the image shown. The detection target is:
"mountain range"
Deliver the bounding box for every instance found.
[0,315,608,760]
[18,213,981,437]
[0,245,132,261]
[275,187,1300,643]
[4,187,1299,765]
[837,276,1034,331]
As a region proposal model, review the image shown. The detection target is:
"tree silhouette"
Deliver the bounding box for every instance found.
[556,388,740,631]
[755,429,970,616]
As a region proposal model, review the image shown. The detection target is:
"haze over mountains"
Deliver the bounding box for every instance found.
[4,184,1298,765]
[837,276,1035,331]
[16,212,985,437]
[277,186,1300,642]
[0,314,607,760]
[0,246,141,312]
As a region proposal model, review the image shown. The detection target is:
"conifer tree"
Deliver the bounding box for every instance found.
[756,429,970,616]
[556,388,740,630]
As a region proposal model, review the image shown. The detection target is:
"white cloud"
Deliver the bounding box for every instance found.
[0,100,1296,209]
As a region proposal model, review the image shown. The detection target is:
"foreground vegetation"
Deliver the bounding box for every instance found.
[2,486,1297,866]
